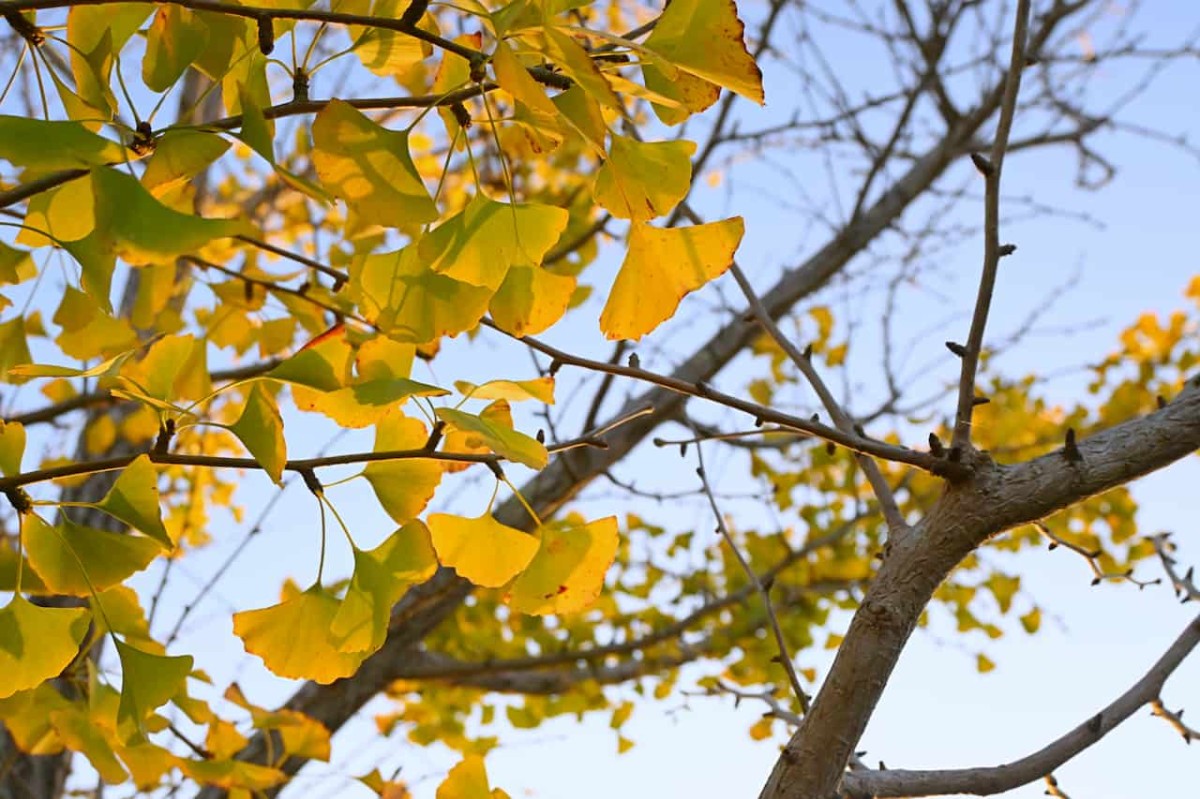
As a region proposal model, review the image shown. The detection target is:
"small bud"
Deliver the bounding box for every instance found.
[1157,394,1168,409]
[535,429,545,444]
[802,343,813,360]
[628,352,640,369]
[1063,427,1082,462]
[549,359,562,376]
[998,243,1017,257]
[972,395,990,406]
[256,16,275,55]
[825,442,836,456]
[928,433,945,456]
[945,341,968,358]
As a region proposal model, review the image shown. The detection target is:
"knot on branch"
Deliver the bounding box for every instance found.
[129,121,156,157]
[153,419,176,455]
[292,70,310,103]
[3,486,32,515]
[4,10,43,46]
[256,15,275,56]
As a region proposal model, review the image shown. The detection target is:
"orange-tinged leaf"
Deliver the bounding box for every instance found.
[435,407,547,469]
[0,596,90,699]
[24,514,160,596]
[363,415,443,522]
[313,100,438,230]
[427,513,539,588]
[233,586,368,683]
[95,455,173,548]
[506,515,618,614]
[230,383,287,485]
[599,217,744,341]
[593,136,696,222]
[644,0,764,104]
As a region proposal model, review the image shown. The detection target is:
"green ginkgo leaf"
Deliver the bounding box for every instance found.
[265,332,354,392]
[295,377,449,429]
[419,194,570,291]
[115,639,193,732]
[435,407,548,469]
[599,217,744,341]
[331,520,438,653]
[427,513,540,588]
[95,455,173,548]
[0,596,91,700]
[24,514,160,596]
[363,415,443,523]
[313,99,438,230]
[593,136,697,222]
[143,6,210,92]
[230,384,287,485]
[140,130,230,196]
[506,514,619,615]
[0,116,125,171]
[234,586,368,684]
[90,167,244,266]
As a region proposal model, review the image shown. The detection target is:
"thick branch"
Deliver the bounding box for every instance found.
[842,610,1200,797]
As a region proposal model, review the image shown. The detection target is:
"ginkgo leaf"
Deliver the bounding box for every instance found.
[593,136,696,222]
[0,241,36,286]
[492,41,563,153]
[0,116,125,171]
[115,639,193,732]
[141,130,230,196]
[18,175,96,246]
[313,100,438,230]
[644,0,764,104]
[53,287,138,361]
[50,707,128,783]
[90,167,243,267]
[355,336,415,381]
[427,514,539,588]
[0,317,33,382]
[294,378,449,429]
[437,755,510,799]
[440,400,511,473]
[0,596,90,699]
[331,520,438,653]
[599,217,745,341]
[229,383,287,485]
[506,515,619,615]
[0,420,25,476]
[455,377,555,404]
[95,455,173,548]
[265,332,354,392]
[180,758,286,791]
[541,26,620,109]
[489,263,577,337]
[435,407,548,469]
[641,64,720,126]
[24,514,161,596]
[7,347,135,379]
[233,585,368,683]
[363,415,443,523]
[351,246,494,344]
[419,194,570,291]
[342,0,432,76]
[143,6,210,92]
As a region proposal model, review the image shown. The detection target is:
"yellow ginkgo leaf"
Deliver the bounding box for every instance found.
[593,136,697,222]
[233,586,368,684]
[0,419,25,476]
[0,596,90,699]
[644,0,764,104]
[439,400,512,474]
[351,246,494,344]
[455,377,555,404]
[115,639,193,732]
[312,99,438,230]
[489,263,576,337]
[419,194,570,291]
[506,515,619,615]
[599,217,745,341]
[437,755,510,799]
[427,513,539,588]
[541,26,620,109]
[492,41,563,152]
[363,415,444,523]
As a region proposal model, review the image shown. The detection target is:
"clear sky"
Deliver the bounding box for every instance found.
[5,1,1200,798]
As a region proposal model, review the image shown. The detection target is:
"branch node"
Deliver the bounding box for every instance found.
[945,341,968,358]
[928,432,945,456]
[153,419,176,455]
[969,152,995,176]
[3,10,44,46]
[1062,427,1083,462]
[256,15,275,56]
[299,469,323,497]
[628,352,640,369]
[998,243,1017,257]
[3,487,32,515]
[292,69,310,103]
